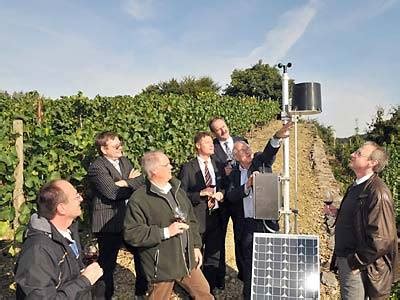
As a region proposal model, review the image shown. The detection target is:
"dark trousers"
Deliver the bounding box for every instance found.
[241,218,279,300]
[201,209,224,291]
[231,214,245,280]
[216,207,229,286]
[93,232,147,299]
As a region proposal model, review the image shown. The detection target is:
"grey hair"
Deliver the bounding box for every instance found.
[141,150,165,178]
[364,141,389,173]
[233,141,250,159]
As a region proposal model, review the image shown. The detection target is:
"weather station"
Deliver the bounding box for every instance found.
[251,63,322,299]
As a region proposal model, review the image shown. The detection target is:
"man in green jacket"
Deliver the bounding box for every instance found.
[124,150,214,299]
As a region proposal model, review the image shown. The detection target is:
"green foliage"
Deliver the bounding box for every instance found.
[141,76,220,96]
[0,90,280,243]
[224,59,294,101]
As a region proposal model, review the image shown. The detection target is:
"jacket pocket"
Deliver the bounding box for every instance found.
[365,257,392,296]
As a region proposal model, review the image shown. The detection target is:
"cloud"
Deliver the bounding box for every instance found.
[233,0,318,68]
[123,0,155,20]
[333,0,398,29]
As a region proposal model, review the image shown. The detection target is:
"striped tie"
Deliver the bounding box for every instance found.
[204,161,212,187]
[224,142,233,161]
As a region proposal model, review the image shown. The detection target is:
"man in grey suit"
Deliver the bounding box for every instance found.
[87,131,145,299]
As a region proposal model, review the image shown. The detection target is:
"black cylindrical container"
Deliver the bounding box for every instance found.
[291,82,321,115]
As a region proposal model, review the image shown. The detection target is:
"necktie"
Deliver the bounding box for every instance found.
[204,161,212,187]
[224,142,233,161]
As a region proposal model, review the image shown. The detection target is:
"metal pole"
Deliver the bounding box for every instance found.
[293,116,298,233]
[279,63,291,234]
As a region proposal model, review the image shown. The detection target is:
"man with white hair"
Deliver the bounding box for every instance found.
[124,151,214,299]
[226,122,293,299]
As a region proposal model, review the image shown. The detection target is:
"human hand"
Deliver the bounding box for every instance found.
[274,121,294,139]
[115,180,128,187]
[200,187,214,197]
[81,262,103,285]
[129,169,141,179]
[194,248,203,269]
[211,191,224,202]
[245,171,259,189]
[168,222,189,237]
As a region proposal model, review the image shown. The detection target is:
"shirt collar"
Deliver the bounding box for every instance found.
[355,172,374,185]
[106,157,119,164]
[150,181,172,194]
[219,136,233,147]
[197,156,211,165]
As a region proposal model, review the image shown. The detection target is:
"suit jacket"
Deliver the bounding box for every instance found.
[226,140,279,222]
[212,136,248,166]
[87,155,144,233]
[178,157,224,234]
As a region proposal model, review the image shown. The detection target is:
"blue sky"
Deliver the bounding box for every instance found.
[1,0,399,137]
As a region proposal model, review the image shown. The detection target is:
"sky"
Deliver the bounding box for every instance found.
[1,0,399,137]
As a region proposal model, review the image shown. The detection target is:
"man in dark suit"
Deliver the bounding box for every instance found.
[226,122,292,299]
[179,131,225,293]
[87,131,145,299]
[208,117,248,288]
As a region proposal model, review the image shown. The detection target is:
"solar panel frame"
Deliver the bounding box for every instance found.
[252,233,320,300]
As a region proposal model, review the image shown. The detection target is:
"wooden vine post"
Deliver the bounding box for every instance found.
[13,119,25,231]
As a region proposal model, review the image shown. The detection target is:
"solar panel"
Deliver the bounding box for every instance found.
[252,233,320,300]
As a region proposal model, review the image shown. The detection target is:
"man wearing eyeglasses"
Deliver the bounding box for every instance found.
[15,180,103,299]
[226,122,293,300]
[331,142,397,299]
[87,131,145,299]
[124,151,214,299]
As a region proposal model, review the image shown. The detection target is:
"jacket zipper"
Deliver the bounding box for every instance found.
[154,249,159,279]
[174,185,190,276]
[150,182,190,276]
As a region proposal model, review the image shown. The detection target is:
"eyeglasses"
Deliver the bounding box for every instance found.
[353,150,370,159]
[159,162,171,168]
[107,141,123,149]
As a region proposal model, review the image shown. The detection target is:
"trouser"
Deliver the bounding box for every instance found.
[241,218,278,300]
[216,206,229,286]
[93,232,148,299]
[201,209,224,291]
[337,256,367,300]
[148,268,214,300]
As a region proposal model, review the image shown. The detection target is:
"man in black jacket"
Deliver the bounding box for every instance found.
[226,122,292,299]
[179,131,225,292]
[208,117,248,287]
[331,142,397,299]
[124,151,214,299]
[87,131,145,299]
[15,180,103,299]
